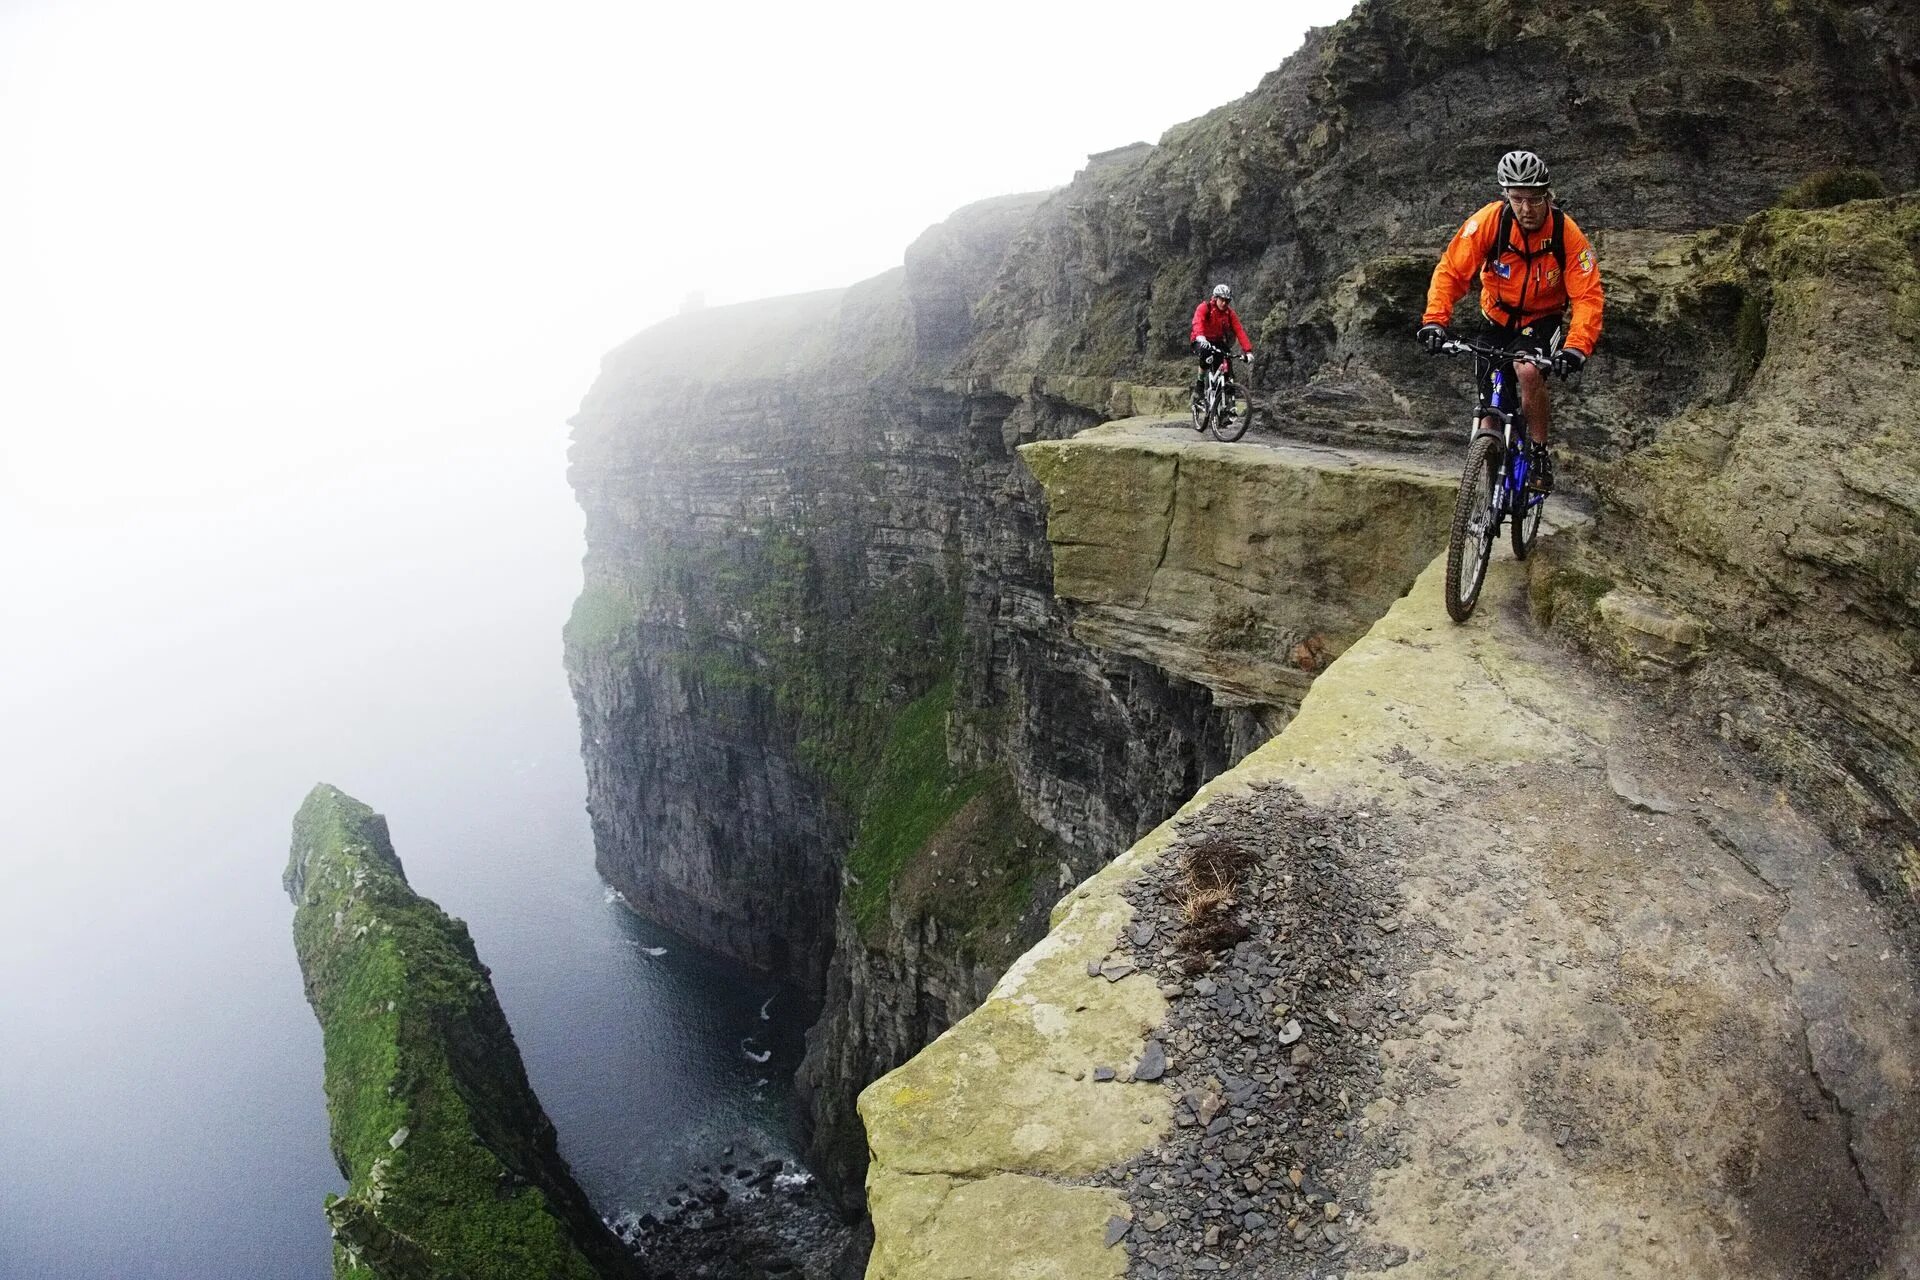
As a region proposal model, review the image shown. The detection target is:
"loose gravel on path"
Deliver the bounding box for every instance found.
[1085,781,1431,1279]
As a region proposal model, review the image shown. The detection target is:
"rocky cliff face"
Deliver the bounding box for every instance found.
[861,534,1920,1279]
[285,784,641,1280]
[962,0,1919,440]
[565,0,1920,1229]
[1533,196,1920,901]
[565,195,1323,1206]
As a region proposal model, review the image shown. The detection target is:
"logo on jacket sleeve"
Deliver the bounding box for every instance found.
[1576,247,1595,274]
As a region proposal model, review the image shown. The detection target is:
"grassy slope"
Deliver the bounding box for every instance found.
[846,682,1056,964]
[844,682,990,933]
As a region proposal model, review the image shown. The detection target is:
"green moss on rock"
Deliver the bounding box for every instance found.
[845,681,989,935]
[563,581,637,658]
[1530,563,1616,632]
[285,785,635,1280]
[1777,167,1887,210]
[642,528,961,802]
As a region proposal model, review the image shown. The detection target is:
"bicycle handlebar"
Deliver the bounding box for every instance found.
[1438,338,1555,371]
[1197,341,1253,358]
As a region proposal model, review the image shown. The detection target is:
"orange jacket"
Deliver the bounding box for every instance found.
[1423,200,1604,355]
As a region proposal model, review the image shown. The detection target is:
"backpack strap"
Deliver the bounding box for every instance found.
[1482,203,1516,273]
[1483,204,1569,327]
[1482,203,1565,271]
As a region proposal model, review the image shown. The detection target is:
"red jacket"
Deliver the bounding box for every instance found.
[1191,299,1252,353]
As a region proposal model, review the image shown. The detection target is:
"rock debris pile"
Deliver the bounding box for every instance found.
[1090,781,1425,1278]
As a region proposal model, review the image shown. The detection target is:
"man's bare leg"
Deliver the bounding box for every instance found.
[1516,362,1550,445]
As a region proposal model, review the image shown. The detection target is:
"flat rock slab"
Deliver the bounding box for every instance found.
[1237,555,1920,1277]
[865,1172,1130,1280]
[862,546,1920,1278]
[859,856,1175,1182]
[1018,423,1459,713]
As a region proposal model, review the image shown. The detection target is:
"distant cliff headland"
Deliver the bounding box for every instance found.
[565,2,1920,1252]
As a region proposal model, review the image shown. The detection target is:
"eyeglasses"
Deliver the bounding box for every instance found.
[1505,191,1550,208]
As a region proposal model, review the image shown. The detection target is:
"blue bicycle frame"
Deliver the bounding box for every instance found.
[1478,359,1546,527]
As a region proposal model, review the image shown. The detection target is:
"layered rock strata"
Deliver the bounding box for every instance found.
[1020,421,1458,709]
[566,0,1920,1236]
[961,0,1920,447]
[1533,197,1920,898]
[566,204,1345,1204]
[285,784,641,1280]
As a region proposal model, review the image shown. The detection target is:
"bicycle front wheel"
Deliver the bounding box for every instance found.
[1444,435,1500,624]
[1196,384,1222,435]
[1210,384,1248,442]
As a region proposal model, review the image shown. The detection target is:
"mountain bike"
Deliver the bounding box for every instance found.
[1190,346,1251,442]
[1439,339,1555,623]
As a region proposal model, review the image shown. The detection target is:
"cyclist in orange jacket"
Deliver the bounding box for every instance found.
[1418,150,1604,494]
[1191,283,1253,414]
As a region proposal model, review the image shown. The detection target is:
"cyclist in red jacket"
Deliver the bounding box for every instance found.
[1191,284,1253,414]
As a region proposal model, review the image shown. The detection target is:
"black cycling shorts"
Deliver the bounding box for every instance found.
[1483,314,1563,357]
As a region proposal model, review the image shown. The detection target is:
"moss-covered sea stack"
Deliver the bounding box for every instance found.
[284,783,642,1280]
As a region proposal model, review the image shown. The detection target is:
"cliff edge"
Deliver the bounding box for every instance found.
[862,531,1920,1277]
[859,187,1920,1275]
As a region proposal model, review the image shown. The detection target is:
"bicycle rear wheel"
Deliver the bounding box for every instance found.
[1210,384,1248,442]
[1444,435,1500,623]
[1511,487,1544,560]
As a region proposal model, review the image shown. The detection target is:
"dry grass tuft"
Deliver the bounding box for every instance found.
[1172,832,1258,954]
[1180,886,1234,925]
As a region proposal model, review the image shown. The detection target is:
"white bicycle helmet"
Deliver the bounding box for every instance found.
[1212,283,1233,300]
[1496,150,1551,188]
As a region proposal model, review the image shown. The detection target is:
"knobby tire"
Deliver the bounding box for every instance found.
[1511,482,1544,561]
[1210,382,1249,442]
[1444,435,1500,624]
[1196,383,1223,436]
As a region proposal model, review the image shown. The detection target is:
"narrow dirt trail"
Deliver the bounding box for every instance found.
[1249,552,1920,1278]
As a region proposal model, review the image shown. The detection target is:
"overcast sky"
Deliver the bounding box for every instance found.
[2,0,1349,485]
[0,0,1353,791]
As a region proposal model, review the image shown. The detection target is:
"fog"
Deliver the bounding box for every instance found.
[0,0,1350,1272]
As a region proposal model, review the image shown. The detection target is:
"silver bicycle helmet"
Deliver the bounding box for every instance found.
[1496,150,1551,188]
[1212,283,1233,300]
